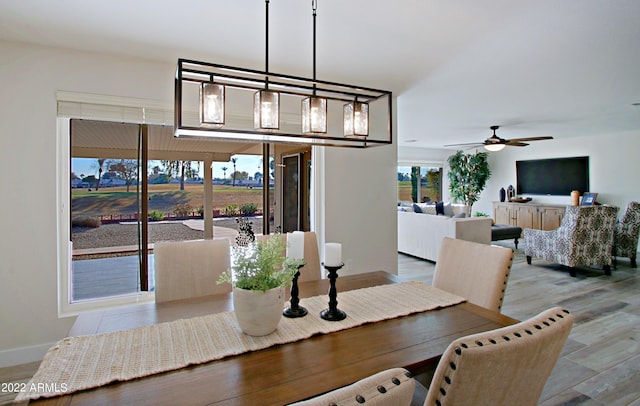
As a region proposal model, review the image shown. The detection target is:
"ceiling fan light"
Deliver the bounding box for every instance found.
[200,82,225,128]
[302,96,327,134]
[254,89,280,130]
[484,143,506,152]
[344,101,369,137]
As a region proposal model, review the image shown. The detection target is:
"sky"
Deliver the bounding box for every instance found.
[72,155,264,180]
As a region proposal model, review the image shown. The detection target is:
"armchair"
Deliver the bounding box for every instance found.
[613,201,640,268]
[524,205,618,277]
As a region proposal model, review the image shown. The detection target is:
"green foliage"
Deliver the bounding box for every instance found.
[240,202,258,215]
[473,211,490,217]
[148,210,164,221]
[223,204,240,216]
[149,174,170,184]
[82,175,98,188]
[71,216,101,228]
[173,203,192,217]
[447,151,492,209]
[217,235,306,291]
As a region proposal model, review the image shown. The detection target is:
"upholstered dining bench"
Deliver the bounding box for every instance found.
[491,224,522,248]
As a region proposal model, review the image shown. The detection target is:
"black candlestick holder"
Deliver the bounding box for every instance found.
[320,262,347,321]
[283,264,307,318]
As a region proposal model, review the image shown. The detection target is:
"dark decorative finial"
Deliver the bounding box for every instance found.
[235,217,255,246]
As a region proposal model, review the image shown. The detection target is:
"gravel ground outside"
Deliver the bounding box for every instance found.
[71,217,264,250]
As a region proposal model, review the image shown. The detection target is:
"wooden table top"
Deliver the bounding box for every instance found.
[33,271,517,406]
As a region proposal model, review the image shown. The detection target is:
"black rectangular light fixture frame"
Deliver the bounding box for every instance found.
[174,58,393,148]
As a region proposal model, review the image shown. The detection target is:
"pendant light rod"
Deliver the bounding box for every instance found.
[312,0,317,93]
[265,0,270,88]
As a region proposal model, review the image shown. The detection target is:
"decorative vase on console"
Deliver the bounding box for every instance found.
[571,190,580,206]
[499,187,506,202]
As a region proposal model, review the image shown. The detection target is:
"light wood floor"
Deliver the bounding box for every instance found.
[399,241,640,406]
[2,242,638,405]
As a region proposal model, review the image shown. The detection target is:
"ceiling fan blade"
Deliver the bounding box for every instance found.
[505,141,529,147]
[508,136,554,142]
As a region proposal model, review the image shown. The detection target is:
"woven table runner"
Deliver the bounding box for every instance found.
[18,281,464,401]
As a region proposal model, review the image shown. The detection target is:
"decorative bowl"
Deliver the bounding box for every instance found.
[509,197,532,203]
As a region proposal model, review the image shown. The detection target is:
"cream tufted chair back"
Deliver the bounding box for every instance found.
[299,231,322,281]
[289,368,415,406]
[433,237,514,312]
[424,307,573,406]
[154,238,231,303]
[257,232,322,281]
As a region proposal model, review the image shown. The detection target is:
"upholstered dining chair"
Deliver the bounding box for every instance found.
[257,232,322,282]
[612,201,640,268]
[289,367,416,406]
[422,306,573,406]
[525,205,618,276]
[433,237,514,312]
[154,238,231,303]
[291,307,572,406]
[299,231,322,282]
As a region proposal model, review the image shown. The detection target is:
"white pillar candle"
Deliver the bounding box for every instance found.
[286,231,305,260]
[324,243,342,267]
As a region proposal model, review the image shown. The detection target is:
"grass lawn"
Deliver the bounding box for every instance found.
[72,184,270,217]
[397,181,441,203]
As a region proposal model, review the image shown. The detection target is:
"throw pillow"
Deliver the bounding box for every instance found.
[452,213,466,218]
[443,202,455,216]
[422,205,437,215]
[412,203,423,213]
[435,201,445,215]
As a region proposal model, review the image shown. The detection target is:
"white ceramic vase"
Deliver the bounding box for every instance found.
[232,286,286,336]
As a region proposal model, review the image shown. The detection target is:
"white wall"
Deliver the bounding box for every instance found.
[476,132,640,216]
[0,41,175,366]
[323,144,398,276]
[397,146,450,168]
[398,133,640,218]
[0,40,399,365]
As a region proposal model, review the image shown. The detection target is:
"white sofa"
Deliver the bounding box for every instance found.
[397,210,492,262]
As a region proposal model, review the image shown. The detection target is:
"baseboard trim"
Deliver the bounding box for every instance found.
[0,343,53,368]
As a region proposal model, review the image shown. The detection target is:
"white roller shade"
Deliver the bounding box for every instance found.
[56,91,173,125]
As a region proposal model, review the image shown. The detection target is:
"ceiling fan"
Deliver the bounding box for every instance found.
[445,125,553,151]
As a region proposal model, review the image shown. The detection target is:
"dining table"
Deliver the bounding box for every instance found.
[31,271,518,405]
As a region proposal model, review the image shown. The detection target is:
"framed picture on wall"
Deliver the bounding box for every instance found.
[581,192,598,206]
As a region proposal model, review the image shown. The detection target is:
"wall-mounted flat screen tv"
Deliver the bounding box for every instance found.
[516,156,589,196]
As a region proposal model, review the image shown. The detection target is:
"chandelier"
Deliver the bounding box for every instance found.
[174,1,392,148]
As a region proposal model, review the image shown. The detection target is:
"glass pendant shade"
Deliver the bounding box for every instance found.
[301,96,327,134]
[254,89,280,130]
[484,143,506,152]
[200,82,225,127]
[343,101,369,137]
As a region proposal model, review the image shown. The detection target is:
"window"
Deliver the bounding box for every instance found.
[397,165,442,203]
[57,92,315,316]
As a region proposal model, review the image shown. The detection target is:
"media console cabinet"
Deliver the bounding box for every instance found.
[493,202,566,234]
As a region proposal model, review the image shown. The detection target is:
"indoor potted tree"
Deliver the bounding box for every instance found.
[447,150,492,214]
[217,235,305,336]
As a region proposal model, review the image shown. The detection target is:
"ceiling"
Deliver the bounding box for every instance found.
[70,120,267,162]
[1,0,639,149]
